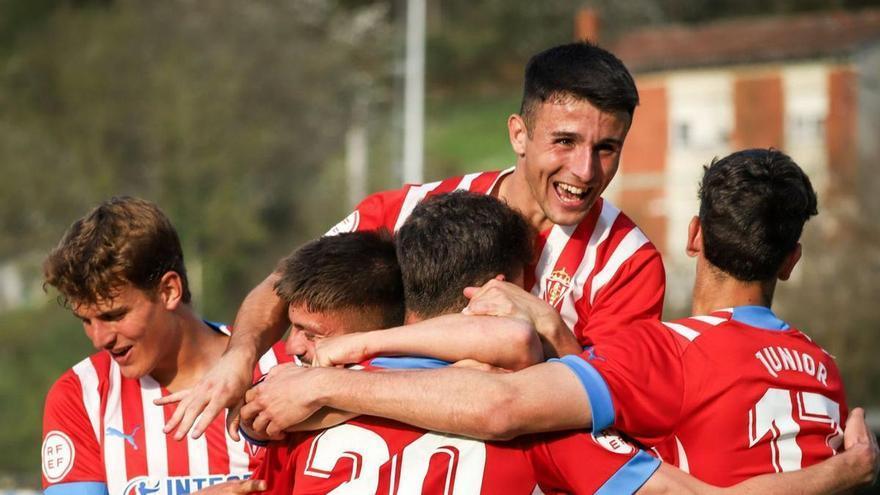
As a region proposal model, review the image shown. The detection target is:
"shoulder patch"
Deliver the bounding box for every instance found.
[325,211,360,236]
[42,430,75,483]
[592,429,635,455]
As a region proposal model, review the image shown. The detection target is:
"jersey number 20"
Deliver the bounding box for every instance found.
[303,424,487,494]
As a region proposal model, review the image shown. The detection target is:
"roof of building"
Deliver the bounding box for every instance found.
[611,8,880,73]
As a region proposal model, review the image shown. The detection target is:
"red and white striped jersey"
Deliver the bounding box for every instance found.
[41,324,290,495]
[253,413,659,494]
[561,306,848,486]
[327,168,665,344]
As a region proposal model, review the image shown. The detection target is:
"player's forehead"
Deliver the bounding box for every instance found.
[530,97,630,138]
[71,284,141,318]
[288,303,381,336]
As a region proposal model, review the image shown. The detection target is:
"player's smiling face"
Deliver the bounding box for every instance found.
[73,283,177,379]
[508,97,630,231]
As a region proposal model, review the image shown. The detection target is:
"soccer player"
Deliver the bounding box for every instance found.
[239,151,879,490]
[249,192,659,494]
[248,191,873,494]
[164,41,664,440]
[40,197,282,495]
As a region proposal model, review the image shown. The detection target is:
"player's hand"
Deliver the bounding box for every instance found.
[314,333,370,368]
[841,407,879,486]
[241,363,323,438]
[155,349,254,440]
[463,278,578,357]
[463,277,536,323]
[192,479,266,494]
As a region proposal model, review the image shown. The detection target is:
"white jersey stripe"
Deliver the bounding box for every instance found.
[257,350,280,376]
[393,181,443,232]
[453,172,481,192]
[663,322,701,342]
[531,223,577,297]
[689,315,727,326]
[589,227,649,304]
[71,358,101,442]
[187,423,210,475]
[560,201,620,328]
[139,375,168,476]
[225,410,251,473]
[104,360,127,494]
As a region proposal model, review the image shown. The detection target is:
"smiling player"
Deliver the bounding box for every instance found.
[40,197,280,495]
[167,41,666,440]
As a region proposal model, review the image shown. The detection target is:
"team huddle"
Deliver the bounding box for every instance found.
[40,43,878,494]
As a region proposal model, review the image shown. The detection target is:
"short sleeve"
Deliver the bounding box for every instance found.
[525,430,660,494]
[325,188,409,235]
[558,320,685,446]
[578,245,665,341]
[41,371,105,489]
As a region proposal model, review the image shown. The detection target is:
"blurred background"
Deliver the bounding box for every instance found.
[2,0,879,489]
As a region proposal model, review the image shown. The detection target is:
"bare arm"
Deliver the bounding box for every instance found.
[158,272,291,439]
[463,279,582,358]
[315,314,544,371]
[241,361,593,440]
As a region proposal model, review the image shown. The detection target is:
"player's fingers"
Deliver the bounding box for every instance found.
[226,401,243,441]
[164,394,199,434]
[232,479,267,493]
[251,413,270,436]
[463,286,479,299]
[191,401,225,439]
[240,401,260,422]
[266,420,282,439]
[155,388,189,406]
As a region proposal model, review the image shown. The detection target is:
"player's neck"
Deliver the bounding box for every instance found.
[498,165,553,232]
[152,307,227,391]
[691,264,775,316]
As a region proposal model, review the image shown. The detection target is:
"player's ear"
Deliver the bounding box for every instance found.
[157,271,184,310]
[777,243,802,281]
[508,114,528,157]
[686,216,702,258]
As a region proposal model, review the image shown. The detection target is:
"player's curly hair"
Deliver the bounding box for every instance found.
[699,148,818,282]
[274,230,405,329]
[396,191,535,319]
[43,196,191,307]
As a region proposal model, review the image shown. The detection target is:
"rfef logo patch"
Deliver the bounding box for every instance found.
[592,429,635,455]
[42,430,75,482]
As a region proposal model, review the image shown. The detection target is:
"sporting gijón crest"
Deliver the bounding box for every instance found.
[544,268,573,309]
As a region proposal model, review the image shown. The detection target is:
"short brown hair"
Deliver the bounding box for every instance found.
[274,230,404,329]
[43,196,191,307]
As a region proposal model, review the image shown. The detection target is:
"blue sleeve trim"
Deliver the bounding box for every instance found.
[369,356,451,369]
[553,355,615,434]
[595,450,662,495]
[239,426,269,447]
[45,482,109,495]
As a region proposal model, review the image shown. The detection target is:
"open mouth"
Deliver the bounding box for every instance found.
[554,181,589,204]
[108,345,133,362]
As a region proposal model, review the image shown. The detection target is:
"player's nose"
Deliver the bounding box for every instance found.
[569,146,597,183]
[285,331,310,362]
[86,320,116,350]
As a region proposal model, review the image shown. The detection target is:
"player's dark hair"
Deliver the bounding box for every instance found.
[699,149,818,282]
[396,191,535,319]
[519,42,639,132]
[274,230,405,329]
[43,196,191,307]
